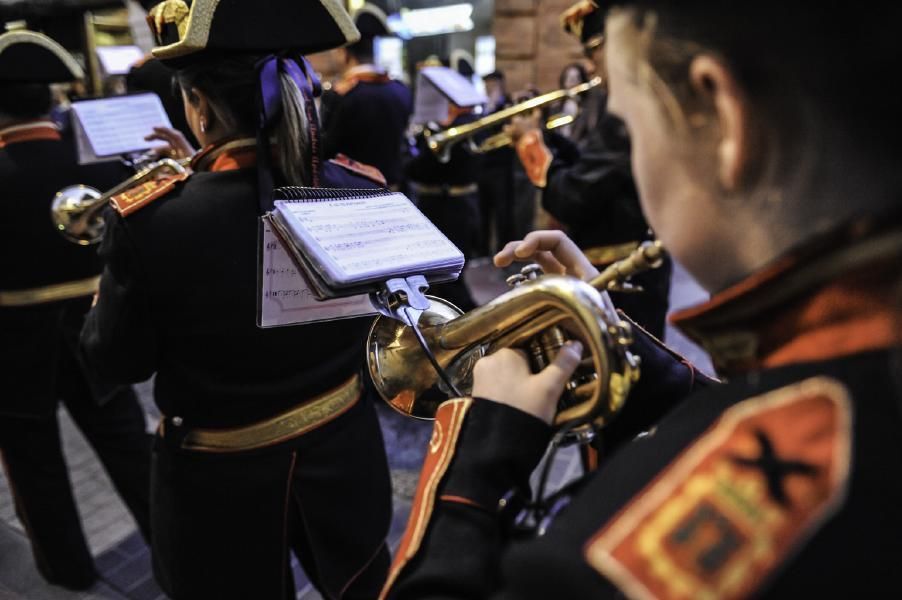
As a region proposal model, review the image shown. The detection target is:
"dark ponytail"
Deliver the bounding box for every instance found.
[175,54,312,185]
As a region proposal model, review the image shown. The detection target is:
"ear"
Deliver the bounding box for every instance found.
[187,86,214,129]
[689,55,751,191]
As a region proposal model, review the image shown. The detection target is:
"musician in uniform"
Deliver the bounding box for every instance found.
[0,29,151,591]
[405,66,484,311]
[320,3,413,188]
[510,0,671,341]
[381,0,902,597]
[80,1,393,598]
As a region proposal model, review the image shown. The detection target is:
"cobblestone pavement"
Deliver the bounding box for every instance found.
[0,261,710,599]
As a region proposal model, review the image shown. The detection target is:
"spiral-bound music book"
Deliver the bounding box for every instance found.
[265,187,465,301]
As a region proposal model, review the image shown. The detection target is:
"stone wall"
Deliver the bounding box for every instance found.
[493,0,586,94]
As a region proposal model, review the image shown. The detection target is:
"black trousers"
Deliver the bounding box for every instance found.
[477,159,540,256]
[0,383,151,590]
[414,188,481,312]
[151,395,393,600]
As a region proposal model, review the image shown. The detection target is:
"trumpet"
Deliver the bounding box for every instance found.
[424,76,601,163]
[51,157,190,245]
[475,112,576,153]
[367,241,664,442]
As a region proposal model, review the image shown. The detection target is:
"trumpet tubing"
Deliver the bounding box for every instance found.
[51,157,190,245]
[366,241,663,439]
[474,112,577,153]
[426,76,602,162]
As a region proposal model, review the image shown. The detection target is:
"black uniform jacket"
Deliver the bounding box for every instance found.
[321,65,413,187]
[0,120,130,417]
[406,113,482,187]
[80,139,385,428]
[383,213,902,598]
[537,93,671,339]
[542,93,649,251]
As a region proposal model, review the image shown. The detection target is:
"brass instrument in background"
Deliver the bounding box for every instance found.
[424,76,601,163]
[475,112,576,153]
[367,241,664,443]
[51,157,190,245]
[83,7,133,97]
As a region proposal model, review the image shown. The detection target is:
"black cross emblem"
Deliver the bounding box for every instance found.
[729,429,819,508]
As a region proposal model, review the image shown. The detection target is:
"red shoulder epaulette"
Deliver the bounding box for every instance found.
[329,154,387,188]
[516,129,553,188]
[110,172,190,217]
[584,376,852,599]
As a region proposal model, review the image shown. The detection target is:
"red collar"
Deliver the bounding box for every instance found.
[190,138,258,172]
[671,217,902,376]
[333,65,392,95]
[442,105,474,127]
[0,121,61,148]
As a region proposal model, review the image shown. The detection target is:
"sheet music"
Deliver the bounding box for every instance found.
[96,45,144,76]
[71,93,171,159]
[421,66,487,107]
[274,192,464,285]
[258,220,376,327]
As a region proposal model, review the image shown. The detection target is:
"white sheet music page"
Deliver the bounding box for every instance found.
[274,192,464,286]
[96,45,145,75]
[258,220,376,327]
[71,93,171,159]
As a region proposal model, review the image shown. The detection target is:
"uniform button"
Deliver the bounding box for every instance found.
[172,416,183,427]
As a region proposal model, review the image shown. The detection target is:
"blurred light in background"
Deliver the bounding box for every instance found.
[387,4,475,39]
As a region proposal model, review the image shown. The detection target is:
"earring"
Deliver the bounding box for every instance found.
[200,118,207,133]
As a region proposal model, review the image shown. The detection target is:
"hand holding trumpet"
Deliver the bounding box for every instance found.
[470,231,598,424]
[145,126,196,160]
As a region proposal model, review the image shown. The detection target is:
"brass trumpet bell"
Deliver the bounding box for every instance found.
[366,241,665,440]
[51,185,104,246]
[367,273,637,438]
[50,157,190,245]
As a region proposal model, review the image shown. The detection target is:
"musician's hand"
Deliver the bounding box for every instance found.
[472,341,583,425]
[145,126,195,160]
[495,230,599,281]
[504,112,542,144]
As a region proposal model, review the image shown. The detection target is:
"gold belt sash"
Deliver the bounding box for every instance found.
[583,242,641,267]
[0,276,100,307]
[177,374,362,453]
[410,182,478,197]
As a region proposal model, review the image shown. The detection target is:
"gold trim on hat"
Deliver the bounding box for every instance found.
[560,0,600,41]
[151,0,220,60]
[151,0,360,61]
[0,30,84,80]
[320,0,362,45]
[353,3,390,32]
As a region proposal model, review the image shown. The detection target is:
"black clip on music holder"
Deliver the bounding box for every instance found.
[370,274,464,397]
[371,275,431,327]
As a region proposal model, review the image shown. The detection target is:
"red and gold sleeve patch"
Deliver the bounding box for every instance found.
[329,154,388,188]
[379,397,473,599]
[516,129,553,188]
[110,173,189,217]
[584,377,852,600]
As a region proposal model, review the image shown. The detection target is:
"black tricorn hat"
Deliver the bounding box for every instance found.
[147,0,361,64]
[0,29,84,83]
[450,48,475,78]
[560,1,607,50]
[353,3,390,39]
